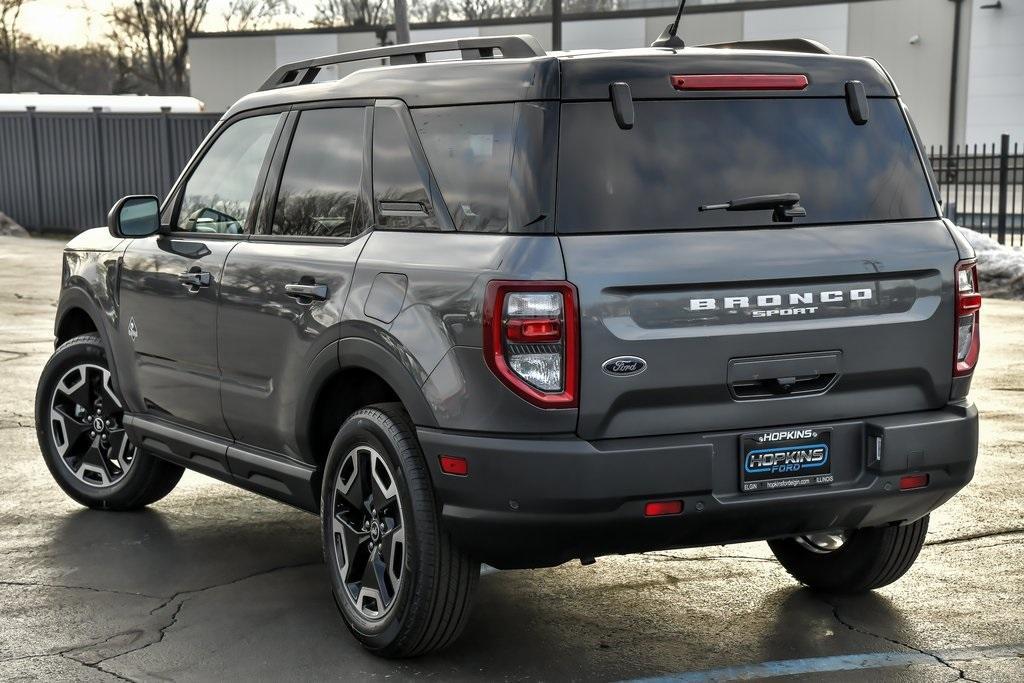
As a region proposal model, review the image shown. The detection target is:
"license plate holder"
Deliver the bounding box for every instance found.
[740,428,833,493]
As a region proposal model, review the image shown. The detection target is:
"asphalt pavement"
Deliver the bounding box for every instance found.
[0,235,1021,682]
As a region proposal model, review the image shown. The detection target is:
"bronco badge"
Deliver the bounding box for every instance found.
[602,356,647,377]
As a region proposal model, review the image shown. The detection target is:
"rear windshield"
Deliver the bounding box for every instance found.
[555,98,937,233]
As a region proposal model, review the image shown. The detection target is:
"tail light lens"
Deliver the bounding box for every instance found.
[954,260,981,377]
[484,281,578,408]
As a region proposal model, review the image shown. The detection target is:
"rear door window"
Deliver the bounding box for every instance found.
[555,98,937,233]
[413,104,515,233]
[372,106,439,231]
[272,107,368,238]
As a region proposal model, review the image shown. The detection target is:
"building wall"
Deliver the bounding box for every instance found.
[966,0,1024,145]
[744,3,849,54]
[189,35,277,111]
[848,0,957,151]
[188,0,1019,148]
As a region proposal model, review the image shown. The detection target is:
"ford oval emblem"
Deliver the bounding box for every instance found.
[602,356,647,377]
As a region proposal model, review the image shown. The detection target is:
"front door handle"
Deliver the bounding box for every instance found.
[285,282,328,302]
[178,271,211,291]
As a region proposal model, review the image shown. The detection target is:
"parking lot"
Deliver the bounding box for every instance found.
[0,234,1021,682]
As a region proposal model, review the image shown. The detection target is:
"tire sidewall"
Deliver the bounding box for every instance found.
[320,409,427,649]
[35,336,146,507]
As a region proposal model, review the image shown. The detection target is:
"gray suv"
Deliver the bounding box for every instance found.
[34,35,980,657]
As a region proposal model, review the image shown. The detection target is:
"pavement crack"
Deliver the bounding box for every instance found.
[925,528,1024,547]
[61,559,320,672]
[0,580,160,600]
[59,651,138,683]
[821,596,982,683]
[645,551,775,564]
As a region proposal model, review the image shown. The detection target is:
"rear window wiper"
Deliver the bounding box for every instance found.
[698,193,807,223]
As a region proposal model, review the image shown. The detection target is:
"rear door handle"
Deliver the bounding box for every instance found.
[177,271,211,291]
[285,283,328,302]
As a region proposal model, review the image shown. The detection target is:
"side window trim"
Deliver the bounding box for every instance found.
[166,107,289,238]
[372,100,456,232]
[253,102,375,244]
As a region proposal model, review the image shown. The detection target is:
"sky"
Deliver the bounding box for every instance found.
[19,1,112,47]
[17,0,312,47]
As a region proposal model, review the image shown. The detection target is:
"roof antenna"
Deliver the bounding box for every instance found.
[651,0,688,48]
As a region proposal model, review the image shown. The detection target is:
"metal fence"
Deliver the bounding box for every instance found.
[1,112,1020,241]
[0,110,220,233]
[928,134,1024,247]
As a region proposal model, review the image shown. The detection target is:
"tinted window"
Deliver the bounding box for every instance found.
[373,107,439,231]
[556,99,937,233]
[177,114,280,234]
[414,104,515,233]
[272,107,367,238]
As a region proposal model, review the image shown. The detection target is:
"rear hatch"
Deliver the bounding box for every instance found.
[555,50,957,440]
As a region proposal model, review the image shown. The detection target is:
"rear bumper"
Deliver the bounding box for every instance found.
[418,403,978,569]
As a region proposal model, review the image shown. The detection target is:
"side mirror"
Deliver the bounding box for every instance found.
[108,195,161,238]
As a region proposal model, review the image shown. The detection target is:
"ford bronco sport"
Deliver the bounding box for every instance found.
[35,33,980,657]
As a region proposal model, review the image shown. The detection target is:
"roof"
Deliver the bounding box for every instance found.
[223,38,896,119]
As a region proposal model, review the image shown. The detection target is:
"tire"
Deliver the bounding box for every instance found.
[35,333,184,510]
[768,515,930,594]
[321,403,479,658]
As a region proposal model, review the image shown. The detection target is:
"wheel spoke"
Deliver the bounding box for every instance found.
[361,552,390,603]
[51,405,91,452]
[96,371,123,417]
[57,368,91,411]
[105,429,130,471]
[334,514,368,582]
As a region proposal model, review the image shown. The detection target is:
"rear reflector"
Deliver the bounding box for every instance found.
[645,500,683,517]
[899,473,929,491]
[670,74,809,91]
[439,455,468,476]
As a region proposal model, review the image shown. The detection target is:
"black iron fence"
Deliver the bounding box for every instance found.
[0,112,1020,241]
[0,109,220,233]
[928,134,1024,247]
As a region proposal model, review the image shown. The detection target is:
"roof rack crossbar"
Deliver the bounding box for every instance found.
[697,38,833,55]
[259,35,545,91]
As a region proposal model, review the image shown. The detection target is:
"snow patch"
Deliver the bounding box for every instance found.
[957,227,1024,300]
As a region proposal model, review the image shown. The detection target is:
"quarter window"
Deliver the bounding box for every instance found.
[176,114,280,234]
[272,107,368,238]
[413,104,514,233]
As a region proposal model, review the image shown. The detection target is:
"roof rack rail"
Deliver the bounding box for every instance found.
[259,35,546,91]
[698,38,833,55]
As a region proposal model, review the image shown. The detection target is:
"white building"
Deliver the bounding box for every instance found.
[188,0,1024,149]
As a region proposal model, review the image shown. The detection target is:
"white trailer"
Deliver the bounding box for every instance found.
[0,93,206,113]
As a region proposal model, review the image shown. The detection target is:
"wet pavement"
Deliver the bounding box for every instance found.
[1,235,1022,682]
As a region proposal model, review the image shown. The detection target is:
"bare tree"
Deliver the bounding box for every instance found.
[222,0,295,31]
[0,0,29,91]
[451,0,545,21]
[311,0,390,28]
[108,0,209,95]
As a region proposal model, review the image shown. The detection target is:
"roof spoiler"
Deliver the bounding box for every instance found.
[259,35,546,91]
[698,38,833,55]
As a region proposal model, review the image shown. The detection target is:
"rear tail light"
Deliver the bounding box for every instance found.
[670,74,809,91]
[484,281,578,408]
[953,260,981,377]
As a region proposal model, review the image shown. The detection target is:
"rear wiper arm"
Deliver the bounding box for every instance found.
[698,193,807,223]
